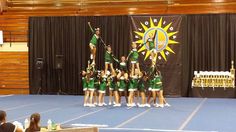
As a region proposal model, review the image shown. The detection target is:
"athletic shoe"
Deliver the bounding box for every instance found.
[109,102,112,105]
[138,104,145,107]
[98,103,103,107]
[113,104,121,107]
[113,101,116,105]
[103,102,107,106]
[131,103,136,107]
[137,103,141,107]
[90,104,96,107]
[164,103,171,107]
[153,103,158,107]
[159,104,164,108]
[127,103,131,107]
[145,104,151,107]
[83,103,88,107]
[155,104,164,108]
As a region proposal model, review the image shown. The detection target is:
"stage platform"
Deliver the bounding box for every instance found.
[0,95,235,132]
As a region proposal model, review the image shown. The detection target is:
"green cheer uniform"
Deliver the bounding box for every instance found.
[129,49,139,64]
[105,51,113,64]
[138,78,145,92]
[87,77,95,91]
[128,75,139,91]
[152,75,163,91]
[118,76,126,92]
[108,77,116,91]
[82,77,88,91]
[147,38,155,50]
[148,79,153,91]
[99,76,107,93]
[90,34,99,46]
[94,77,100,91]
[119,62,127,72]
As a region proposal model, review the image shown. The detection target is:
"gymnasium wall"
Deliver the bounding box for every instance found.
[0,43,28,94]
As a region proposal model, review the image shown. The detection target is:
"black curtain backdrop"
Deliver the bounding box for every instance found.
[29,14,236,97]
[182,14,236,97]
[29,16,129,94]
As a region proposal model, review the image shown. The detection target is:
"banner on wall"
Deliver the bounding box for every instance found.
[130,15,183,96]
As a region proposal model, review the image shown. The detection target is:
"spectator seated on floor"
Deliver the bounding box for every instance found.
[25,113,41,132]
[0,110,23,132]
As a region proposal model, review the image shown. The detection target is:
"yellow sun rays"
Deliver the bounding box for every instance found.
[134,17,179,61]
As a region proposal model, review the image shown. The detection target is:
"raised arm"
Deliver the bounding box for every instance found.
[111,54,119,63]
[137,39,149,49]
[88,22,95,33]
[126,50,133,61]
[153,30,157,40]
[137,42,146,49]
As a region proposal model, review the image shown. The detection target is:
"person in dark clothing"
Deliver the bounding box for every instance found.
[0,110,23,132]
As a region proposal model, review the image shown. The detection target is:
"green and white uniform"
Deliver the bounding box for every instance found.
[147,38,156,52]
[90,34,99,47]
[148,79,153,91]
[105,51,113,64]
[99,75,107,93]
[128,49,139,64]
[108,77,116,91]
[94,77,100,91]
[119,62,127,72]
[128,75,139,91]
[152,75,163,91]
[87,77,95,91]
[138,78,145,92]
[82,77,88,91]
[118,76,126,92]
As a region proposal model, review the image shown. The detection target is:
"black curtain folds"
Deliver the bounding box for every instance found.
[29,16,129,94]
[29,14,236,97]
[182,14,236,97]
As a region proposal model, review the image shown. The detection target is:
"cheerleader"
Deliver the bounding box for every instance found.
[88,22,100,65]
[146,30,157,66]
[146,65,157,107]
[116,56,129,103]
[146,78,153,107]
[107,71,117,105]
[137,71,148,107]
[105,45,117,75]
[115,68,129,106]
[127,42,140,74]
[155,70,171,107]
[87,70,96,107]
[98,70,107,106]
[82,70,89,107]
[116,72,128,104]
[127,68,139,107]
[117,56,128,76]
[152,69,164,108]
[93,71,100,106]
[113,75,121,107]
